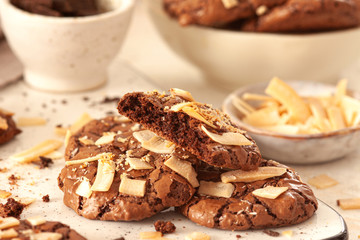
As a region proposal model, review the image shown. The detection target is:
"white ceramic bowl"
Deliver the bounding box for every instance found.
[0,0,135,92]
[146,0,360,90]
[223,81,360,164]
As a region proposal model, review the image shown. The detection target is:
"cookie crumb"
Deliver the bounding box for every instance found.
[263,230,280,237]
[154,220,176,234]
[42,195,50,202]
[236,234,241,238]
[113,238,125,240]
[101,96,121,104]
[8,174,19,185]
[38,156,54,169]
[0,198,25,218]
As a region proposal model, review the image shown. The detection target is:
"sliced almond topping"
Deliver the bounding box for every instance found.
[76,177,93,198]
[0,117,8,130]
[54,126,68,136]
[201,125,252,146]
[91,160,115,192]
[182,106,217,129]
[198,181,234,198]
[126,157,153,170]
[65,152,115,166]
[221,167,287,183]
[10,139,63,164]
[30,232,62,240]
[16,117,47,127]
[256,5,268,16]
[94,133,116,145]
[139,231,162,239]
[133,130,157,143]
[114,115,131,123]
[252,186,288,199]
[0,228,18,238]
[26,216,46,226]
[70,113,92,134]
[0,190,12,199]
[142,136,175,154]
[164,156,199,187]
[221,0,238,9]
[79,136,95,145]
[13,197,36,206]
[170,88,195,102]
[308,174,338,189]
[185,232,211,240]
[119,175,146,197]
[64,129,72,148]
[170,102,194,112]
[337,198,360,210]
[0,217,20,230]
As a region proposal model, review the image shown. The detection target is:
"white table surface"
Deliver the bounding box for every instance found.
[0,1,359,239]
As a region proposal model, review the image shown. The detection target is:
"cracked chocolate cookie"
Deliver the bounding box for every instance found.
[117,89,262,170]
[0,216,86,240]
[179,160,318,230]
[58,116,198,221]
[163,0,287,27]
[0,109,21,145]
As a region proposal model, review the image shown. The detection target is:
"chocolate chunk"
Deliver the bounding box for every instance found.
[8,174,19,185]
[263,230,280,237]
[38,156,54,169]
[42,194,50,202]
[154,220,176,234]
[0,198,25,218]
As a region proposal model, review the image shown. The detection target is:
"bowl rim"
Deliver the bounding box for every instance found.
[0,0,135,23]
[223,80,360,140]
[147,0,360,38]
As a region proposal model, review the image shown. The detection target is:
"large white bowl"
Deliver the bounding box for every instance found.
[146,0,360,90]
[223,81,360,164]
[0,0,135,92]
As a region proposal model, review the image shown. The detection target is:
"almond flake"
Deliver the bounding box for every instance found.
[76,177,93,198]
[91,160,115,192]
[0,217,20,230]
[13,197,36,206]
[44,151,63,160]
[65,152,115,166]
[26,216,46,226]
[164,156,199,187]
[133,130,157,143]
[139,231,162,239]
[221,167,287,183]
[185,232,211,240]
[0,228,18,238]
[182,106,217,129]
[142,136,175,154]
[337,198,360,210]
[95,133,116,145]
[54,126,69,136]
[30,232,62,240]
[79,136,95,145]
[126,157,153,170]
[198,181,234,198]
[70,113,92,134]
[10,139,62,164]
[170,88,195,102]
[252,186,288,199]
[16,117,47,127]
[114,115,131,123]
[282,230,293,237]
[308,174,338,189]
[201,125,252,146]
[0,190,12,199]
[64,129,72,148]
[119,175,146,197]
[0,117,8,130]
[221,0,238,9]
[256,5,268,16]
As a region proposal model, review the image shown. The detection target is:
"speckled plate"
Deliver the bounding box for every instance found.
[0,65,348,240]
[223,81,360,164]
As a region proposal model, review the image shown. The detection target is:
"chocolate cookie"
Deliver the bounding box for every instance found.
[0,216,86,240]
[163,0,287,26]
[117,89,262,170]
[58,116,198,221]
[179,160,318,230]
[0,109,21,145]
[241,0,360,32]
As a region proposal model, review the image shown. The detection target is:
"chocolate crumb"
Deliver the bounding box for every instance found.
[263,230,280,237]
[83,96,90,101]
[42,103,47,108]
[106,111,115,116]
[113,238,125,240]
[61,99,67,104]
[236,234,241,238]
[154,220,176,234]
[0,198,25,218]
[42,195,50,202]
[56,124,63,128]
[38,156,54,169]
[8,174,19,185]
[100,96,120,104]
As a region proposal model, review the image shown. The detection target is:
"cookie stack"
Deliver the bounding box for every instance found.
[58,89,317,230]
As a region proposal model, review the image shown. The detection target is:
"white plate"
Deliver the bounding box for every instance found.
[0,63,347,240]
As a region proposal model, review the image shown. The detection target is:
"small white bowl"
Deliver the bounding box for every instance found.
[223,81,360,164]
[0,0,135,92]
[146,0,360,90]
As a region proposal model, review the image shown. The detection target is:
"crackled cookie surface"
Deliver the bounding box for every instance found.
[117,89,262,170]
[58,116,198,221]
[0,216,86,240]
[179,160,318,230]
[0,109,21,145]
